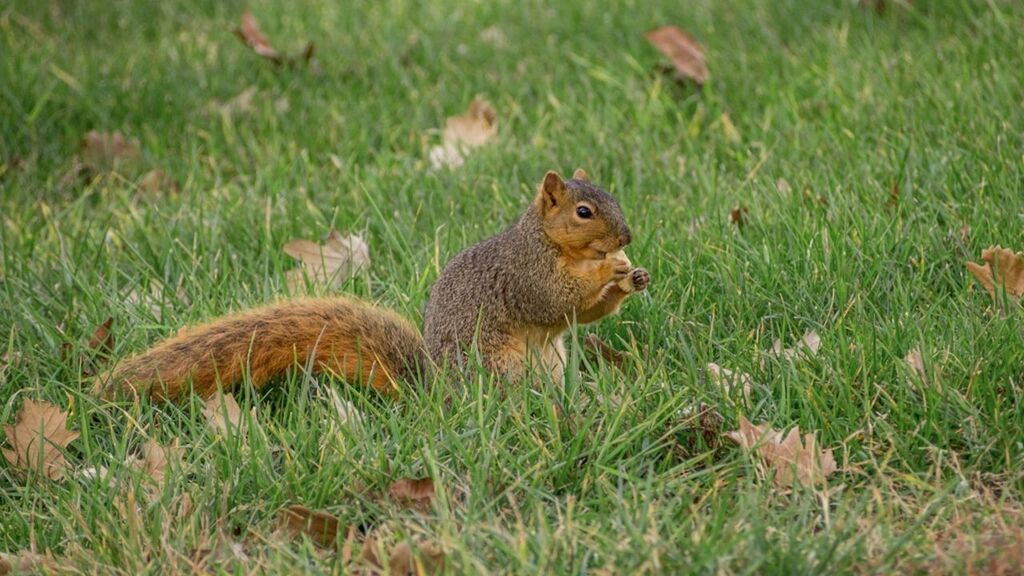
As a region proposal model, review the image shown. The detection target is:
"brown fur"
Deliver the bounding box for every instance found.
[102,298,427,401]
[105,169,647,401]
[423,170,643,384]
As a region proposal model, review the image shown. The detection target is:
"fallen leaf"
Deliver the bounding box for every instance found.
[235,9,282,64]
[428,97,497,170]
[278,505,342,547]
[905,348,927,383]
[2,399,80,480]
[136,438,183,486]
[729,205,748,228]
[0,551,59,574]
[284,229,371,291]
[584,334,625,368]
[769,330,821,361]
[479,26,508,48]
[202,394,253,436]
[645,25,709,86]
[234,10,315,68]
[706,362,753,403]
[138,169,178,195]
[210,86,259,119]
[726,416,837,487]
[80,131,141,172]
[966,246,1024,304]
[87,317,114,356]
[362,537,445,576]
[387,477,435,512]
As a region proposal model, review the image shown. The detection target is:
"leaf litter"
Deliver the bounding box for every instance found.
[966,245,1024,305]
[428,97,498,170]
[235,9,316,68]
[726,416,837,488]
[2,398,80,480]
[284,229,371,291]
[645,25,709,86]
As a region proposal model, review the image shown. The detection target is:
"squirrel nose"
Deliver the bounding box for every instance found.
[619,232,632,247]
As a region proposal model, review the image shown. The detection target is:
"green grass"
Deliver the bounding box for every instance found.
[2,0,1023,573]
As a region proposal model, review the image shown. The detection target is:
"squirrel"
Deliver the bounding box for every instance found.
[101,169,650,402]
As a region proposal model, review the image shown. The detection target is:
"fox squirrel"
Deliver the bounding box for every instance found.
[102,169,649,401]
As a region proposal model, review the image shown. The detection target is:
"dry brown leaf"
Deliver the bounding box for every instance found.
[80,131,141,173]
[138,169,178,195]
[235,9,282,64]
[136,438,183,486]
[234,10,315,68]
[387,477,435,512]
[584,334,626,368]
[0,550,59,574]
[284,229,371,291]
[61,317,115,377]
[706,363,753,403]
[429,97,497,169]
[645,25,709,86]
[726,416,837,487]
[905,348,927,383]
[362,537,445,576]
[769,330,821,361]
[729,205,748,228]
[210,86,259,118]
[966,246,1024,304]
[278,505,342,548]
[2,399,80,480]
[202,394,254,436]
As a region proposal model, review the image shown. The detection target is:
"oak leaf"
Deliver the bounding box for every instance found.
[2,399,80,480]
[136,438,183,486]
[429,97,497,169]
[645,25,709,86]
[769,330,821,361]
[706,362,753,403]
[235,9,282,64]
[203,394,254,437]
[905,348,927,383]
[80,131,141,172]
[234,10,315,68]
[387,477,436,512]
[726,416,837,487]
[278,505,342,548]
[284,229,371,291]
[966,246,1024,304]
[361,537,445,576]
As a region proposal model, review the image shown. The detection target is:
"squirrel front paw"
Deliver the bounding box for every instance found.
[617,267,650,293]
[602,257,631,283]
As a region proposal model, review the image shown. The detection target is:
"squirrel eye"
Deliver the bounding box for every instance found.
[575,205,593,219]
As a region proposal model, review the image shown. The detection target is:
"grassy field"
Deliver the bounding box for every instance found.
[2,0,1023,573]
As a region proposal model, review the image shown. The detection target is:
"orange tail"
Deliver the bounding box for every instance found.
[101,298,428,402]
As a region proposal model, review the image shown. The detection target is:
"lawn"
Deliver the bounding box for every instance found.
[1,0,1023,573]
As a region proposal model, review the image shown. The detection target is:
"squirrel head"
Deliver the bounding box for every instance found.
[532,169,632,260]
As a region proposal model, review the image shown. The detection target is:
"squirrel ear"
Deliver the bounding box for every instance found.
[572,168,589,182]
[536,170,568,211]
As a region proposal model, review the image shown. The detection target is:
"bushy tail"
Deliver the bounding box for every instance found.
[99,297,429,402]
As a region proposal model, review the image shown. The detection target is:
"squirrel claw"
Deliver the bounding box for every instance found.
[629,268,650,292]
